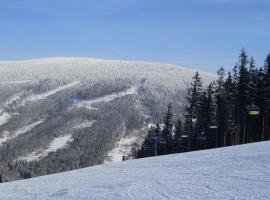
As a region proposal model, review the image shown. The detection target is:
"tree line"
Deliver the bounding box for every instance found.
[137,49,270,158]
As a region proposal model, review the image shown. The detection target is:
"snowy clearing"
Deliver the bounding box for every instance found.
[72,120,96,129]
[0,120,44,145]
[75,86,138,110]
[1,141,270,199]
[26,81,79,102]
[104,125,139,163]
[0,93,25,127]
[18,135,73,162]
[105,135,138,163]
[0,112,11,126]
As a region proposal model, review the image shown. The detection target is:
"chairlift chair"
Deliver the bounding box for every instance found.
[209,120,218,129]
[209,112,218,129]
[248,104,260,116]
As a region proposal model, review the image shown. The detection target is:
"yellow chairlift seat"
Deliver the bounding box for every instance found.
[181,134,189,138]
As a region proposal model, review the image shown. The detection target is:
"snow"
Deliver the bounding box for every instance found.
[75,86,138,110]
[1,141,269,199]
[0,112,11,126]
[0,80,32,84]
[104,125,139,163]
[0,93,26,127]
[26,81,79,102]
[0,120,44,145]
[3,93,24,106]
[105,135,138,162]
[18,135,73,162]
[72,120,96,129]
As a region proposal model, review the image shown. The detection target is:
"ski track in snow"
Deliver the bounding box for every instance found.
[75,86,138,110]
[26,81,79,102]
[72,120,96,129]
[0,81,78,128]
[18,135,74,162]
[104,126,138,163]
[0,120,44,145]
[1,141,270,200]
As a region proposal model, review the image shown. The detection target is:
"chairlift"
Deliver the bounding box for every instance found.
[209,112,218,129]
[159,139,167,145]
[248,104,260,116]
[209,120,218,129]
[181,134,189,138]
[192,118,197,123]
[198,136,207,141]
[150,135,159,140]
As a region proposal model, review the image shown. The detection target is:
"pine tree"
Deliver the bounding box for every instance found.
[162,103,174,153]
[195,91,209,149]
[174,118,182,152]
[246,57,260,143]
[215,67,226,147]
[254,67,265,141]
[174,118,182,140]
[205,82,215,148]
[236,49,250,144]
[186,71,203,135]
[155,123,161,134]
[248,57,258,102]
[224,72,237,145]
[262,53,270,140]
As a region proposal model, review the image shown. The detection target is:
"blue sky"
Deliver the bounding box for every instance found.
[0,0,269,72]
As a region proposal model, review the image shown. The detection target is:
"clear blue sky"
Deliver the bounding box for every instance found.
[0,0,269,72]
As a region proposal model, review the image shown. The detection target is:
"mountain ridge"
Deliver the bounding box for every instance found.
[0,57,216,181]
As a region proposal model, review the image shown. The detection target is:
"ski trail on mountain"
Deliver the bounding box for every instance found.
[18,134,74,162]
[75,86,138,110]
[27,81,80,101]
[0,119,44,145]
[0,111,11,126]
[105,125,138,163]
[0,93,25,126]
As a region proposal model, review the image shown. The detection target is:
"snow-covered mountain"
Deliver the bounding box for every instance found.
[0,141,269,200]
[0,57,216,181]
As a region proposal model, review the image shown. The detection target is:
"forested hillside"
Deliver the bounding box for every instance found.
[0,58,215,182]
[138,50,270,157]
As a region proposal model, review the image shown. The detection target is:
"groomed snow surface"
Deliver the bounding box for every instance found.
[26,81,80,102]
[18,135,73,162]
[0,120,44,145]
[1,141,270,200]
[75,86,138,110]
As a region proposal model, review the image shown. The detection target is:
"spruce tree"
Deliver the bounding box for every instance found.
[174,118,182,152]
[174,118,182,140]
[248,57,258,102]
[262,53,270,140]
[162,103,174,153]
[225,72,237,145]
[236,49,250,144]
[215,67,226,147]
[186,71,203,135]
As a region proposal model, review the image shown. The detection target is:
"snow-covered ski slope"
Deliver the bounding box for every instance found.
[1,141,269,200]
